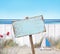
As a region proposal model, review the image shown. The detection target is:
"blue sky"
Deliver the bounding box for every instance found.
[0,0,60,19]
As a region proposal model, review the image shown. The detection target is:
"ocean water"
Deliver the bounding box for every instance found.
[0,19,60,24]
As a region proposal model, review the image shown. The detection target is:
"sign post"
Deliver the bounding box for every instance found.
[26,17,35,54]
[29,35,35,54]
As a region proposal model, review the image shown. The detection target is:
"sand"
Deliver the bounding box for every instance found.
[2,46,60,54]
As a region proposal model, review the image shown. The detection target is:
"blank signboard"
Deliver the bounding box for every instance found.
[12,17,45,37]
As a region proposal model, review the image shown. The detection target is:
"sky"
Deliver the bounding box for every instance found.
[0,0,60,19]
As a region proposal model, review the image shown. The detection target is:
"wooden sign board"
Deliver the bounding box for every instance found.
[12,16,46,54]
[12,16,45,37]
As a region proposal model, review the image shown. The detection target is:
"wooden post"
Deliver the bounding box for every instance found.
[29,35,35,54]
[25,17,35,54]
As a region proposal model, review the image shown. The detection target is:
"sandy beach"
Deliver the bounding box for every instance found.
[2,46,60,54]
